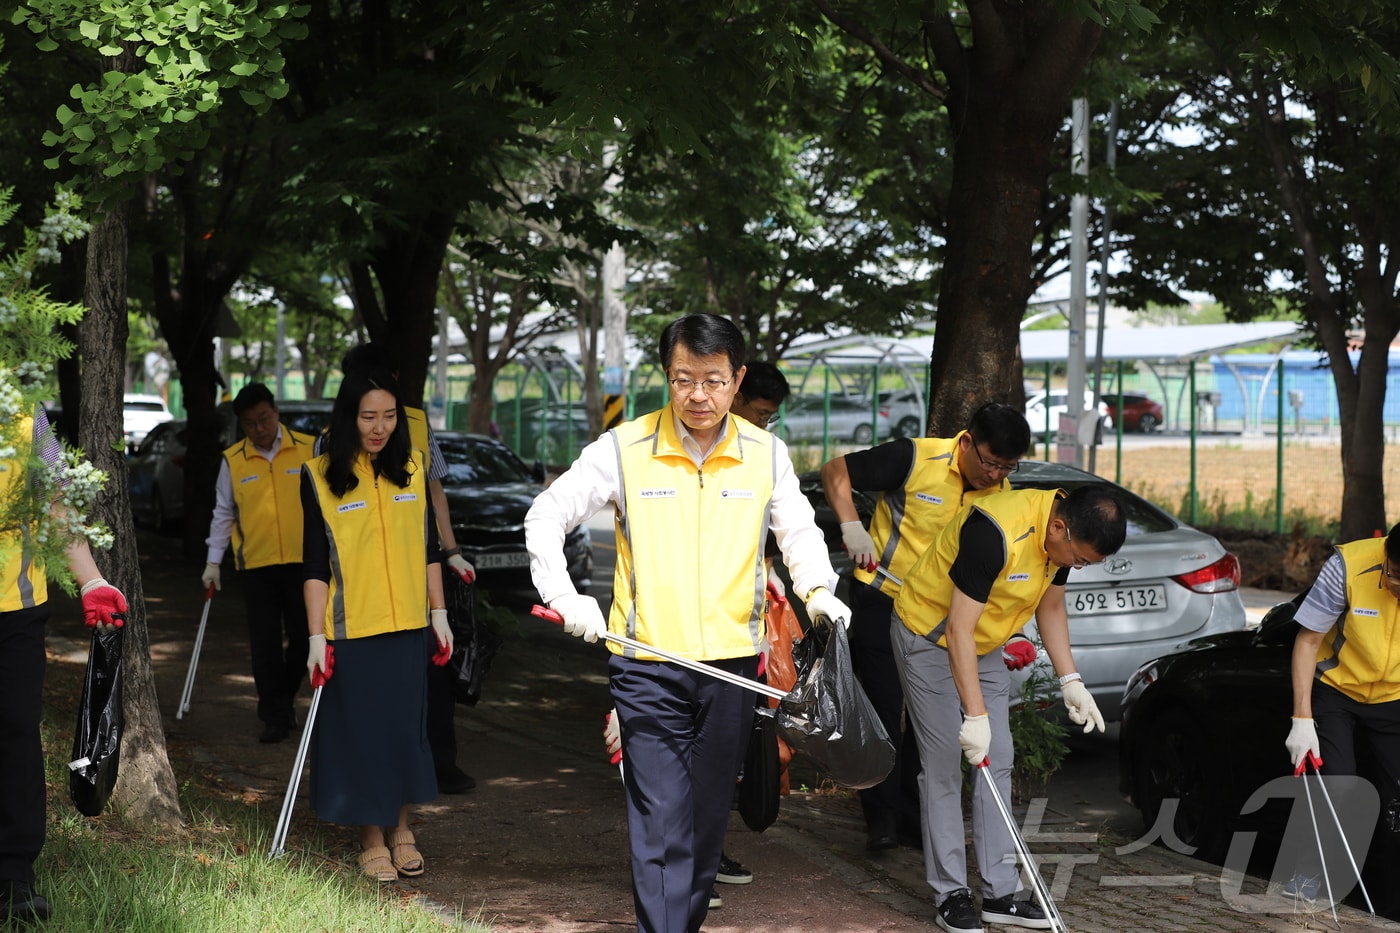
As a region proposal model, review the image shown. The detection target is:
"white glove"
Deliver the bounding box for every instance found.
[804,587,851,630]
[1061,679,1105,733]
[430,608,453,655]
[550,593,606,643]
[766,567,785,599]
[839,521,878,571]
[201,562,221,592]
[603,707,623,765]
[307,634,331,683]
[959,713,991,766]
[1286,717,1321,770]
[447,553,476,584]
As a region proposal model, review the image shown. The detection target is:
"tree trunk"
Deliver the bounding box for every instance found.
[81,198,183,827]
[359,210,456,406]
[923,8,1105,436]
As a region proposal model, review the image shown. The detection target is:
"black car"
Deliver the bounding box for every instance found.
[437,432,592,593]
[1118,594,1400,916]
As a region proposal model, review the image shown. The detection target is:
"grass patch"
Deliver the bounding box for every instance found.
[32,666,486,933]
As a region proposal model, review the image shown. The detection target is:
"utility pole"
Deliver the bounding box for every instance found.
[602,137,627,428]
[1067,97,1090,466]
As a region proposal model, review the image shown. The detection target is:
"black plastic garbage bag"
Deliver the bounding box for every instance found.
[737,691,780,832]
[69,626,124,817]
[775,619,894,790]
[445,575,502,706]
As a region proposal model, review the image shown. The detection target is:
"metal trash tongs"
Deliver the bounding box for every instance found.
[978,758,1069,933]
[176,583,216,720]
[531,605,787,701]
[1297,751,1374,925]
[268,679,325,858]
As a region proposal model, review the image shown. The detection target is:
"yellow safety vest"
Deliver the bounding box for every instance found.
[895,488,1064,654]
[1314,538,1400,704]
[0,415,47,611]
[609,409,776,661]
[303,450,430,641]
[225,425,316,571]
[856,431,1010,598]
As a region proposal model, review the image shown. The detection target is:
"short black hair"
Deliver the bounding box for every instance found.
[969,403,1031,461]
[1386,522,1400,562]
[232,382,276,417]
[736,360,790,405]
[659,314,746,377]
[1061,485,1127,557]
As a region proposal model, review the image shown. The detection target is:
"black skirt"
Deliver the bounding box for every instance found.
[309,627,438,826]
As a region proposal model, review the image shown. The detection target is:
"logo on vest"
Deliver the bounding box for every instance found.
[337,501,367,513]
[1354,607,1380,617]
[239,475,259,484]
[915,492,943,505]
[285,468,301,475]
[1006,572,1030,582]
[393,493,418,503]
[719,489,754,499]
[639,488,677,499]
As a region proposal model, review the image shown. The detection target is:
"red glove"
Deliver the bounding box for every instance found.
[1002,634,1037,671]
[430,609,453,667]
[80,578,127,631]
[311,642,335,688]
[602,709,623,766]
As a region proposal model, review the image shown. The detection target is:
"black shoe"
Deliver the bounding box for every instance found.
[258,721,291,744]
[980,893,1050,929]
[716,852,752,885]
[436,764,476,794]
[708,889,722,909]
[1,881,53,924]
[936,888,982,933]
[897,825,924,851]
[866,811,898,852]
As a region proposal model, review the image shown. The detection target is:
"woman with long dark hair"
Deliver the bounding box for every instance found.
[299,366,452,881]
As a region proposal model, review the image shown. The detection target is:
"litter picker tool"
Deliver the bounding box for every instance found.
[978,758,1069,933]
[531,605,786,701]
[1297,751,1373,922]
[268,660,330,858]
[176,583,215,720]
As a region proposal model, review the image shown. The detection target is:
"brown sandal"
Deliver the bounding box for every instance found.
[359,845,396,883]
[388,828,425,877]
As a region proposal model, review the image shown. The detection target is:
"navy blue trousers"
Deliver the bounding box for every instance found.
[610,652,758,933]
[240,563,307,727]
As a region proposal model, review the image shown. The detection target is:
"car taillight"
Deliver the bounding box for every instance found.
[1172,552,1241,593]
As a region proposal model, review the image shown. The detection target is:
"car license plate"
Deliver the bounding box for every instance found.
[1068,584,1168,616]
[470,552,530,569]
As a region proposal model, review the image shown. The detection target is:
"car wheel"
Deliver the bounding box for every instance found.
[1131,707,1229,861]
[897,415,922,439]
[1137,412,1158,433]
[852,423,875,445]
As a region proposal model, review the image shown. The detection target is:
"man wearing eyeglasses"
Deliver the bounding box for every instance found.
[820,403,1032,854]
[202,382,317,743]
[526,314,848,933]
[892,484,1124,932]
[1282,523,1400,899]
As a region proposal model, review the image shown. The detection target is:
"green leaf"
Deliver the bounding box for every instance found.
[78,20,100,41]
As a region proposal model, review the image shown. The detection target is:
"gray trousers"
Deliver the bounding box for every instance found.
[890,614,1020,903]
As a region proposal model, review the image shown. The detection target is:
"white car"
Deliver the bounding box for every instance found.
[123,393,173,449]
[1024,388,1112,440]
